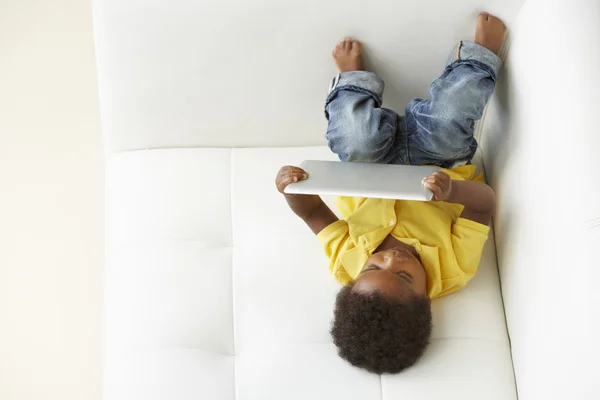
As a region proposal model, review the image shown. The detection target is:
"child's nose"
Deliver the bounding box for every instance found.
[384,254,399,265]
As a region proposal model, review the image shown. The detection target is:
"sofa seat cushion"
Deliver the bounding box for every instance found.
[105,146,516,399]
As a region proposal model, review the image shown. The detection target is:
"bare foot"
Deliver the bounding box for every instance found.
[474,12,507,54]
[332,38,364,73]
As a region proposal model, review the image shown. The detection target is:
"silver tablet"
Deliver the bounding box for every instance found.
[284,160,439,201]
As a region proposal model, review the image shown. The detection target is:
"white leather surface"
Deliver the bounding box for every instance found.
[480,0,599,398]
[105,147,516,399]
[93,0,525,151]
[92,0,575,398]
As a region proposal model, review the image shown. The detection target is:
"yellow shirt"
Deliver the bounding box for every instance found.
[317,165,490,299]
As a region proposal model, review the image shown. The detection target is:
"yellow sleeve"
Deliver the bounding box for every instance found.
[451,217,491,279]
[317,220,353,285]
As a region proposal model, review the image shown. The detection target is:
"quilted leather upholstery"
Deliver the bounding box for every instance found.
[478,0,600,398]
[104,148,516,399]
[93,0,525,151]
[95,0,600,398]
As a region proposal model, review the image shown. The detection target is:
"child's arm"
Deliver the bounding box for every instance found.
[423,171,495,225]
[275,165,339,234]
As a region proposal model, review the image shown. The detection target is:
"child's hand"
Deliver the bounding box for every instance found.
[422,171,452,201]
[275,165,309,195]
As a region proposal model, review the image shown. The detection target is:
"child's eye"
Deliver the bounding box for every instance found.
[395,271,413,283]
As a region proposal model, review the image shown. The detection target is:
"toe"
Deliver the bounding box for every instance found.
[478,11,490,21]
[333,41,342,54]
[490,15,506,29]
[350,40,361,53]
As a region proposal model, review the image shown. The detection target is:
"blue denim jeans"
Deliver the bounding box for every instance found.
[325,41,502,168]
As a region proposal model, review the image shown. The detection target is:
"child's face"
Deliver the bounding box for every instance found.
[352,248,429,300]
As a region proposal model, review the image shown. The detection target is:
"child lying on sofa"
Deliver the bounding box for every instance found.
[275,12,506,374]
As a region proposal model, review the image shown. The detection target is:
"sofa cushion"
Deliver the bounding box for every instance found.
[105,146,516,399]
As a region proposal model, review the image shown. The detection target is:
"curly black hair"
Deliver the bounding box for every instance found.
[331,283,433,374]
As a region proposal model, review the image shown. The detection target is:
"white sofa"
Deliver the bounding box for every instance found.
[94,0,599,398]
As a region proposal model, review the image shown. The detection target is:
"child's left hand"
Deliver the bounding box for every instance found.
[275,165,309,196]
[422,171,453,201]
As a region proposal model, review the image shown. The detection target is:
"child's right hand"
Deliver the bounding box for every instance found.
[275,165,309,195]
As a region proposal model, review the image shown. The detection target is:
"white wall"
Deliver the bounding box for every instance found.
[481,0,600,398]
[0,1,103,399]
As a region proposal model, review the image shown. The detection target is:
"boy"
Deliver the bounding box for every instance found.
[275,13,506,374]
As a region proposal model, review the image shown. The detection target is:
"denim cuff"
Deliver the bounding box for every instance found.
[327,71,385,106]
[446,41,502,80]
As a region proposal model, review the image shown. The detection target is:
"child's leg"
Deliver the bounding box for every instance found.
[405,13,506,168]
[325,39,406,164]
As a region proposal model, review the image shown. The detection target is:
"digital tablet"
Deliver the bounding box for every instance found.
[284,160,439,201]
